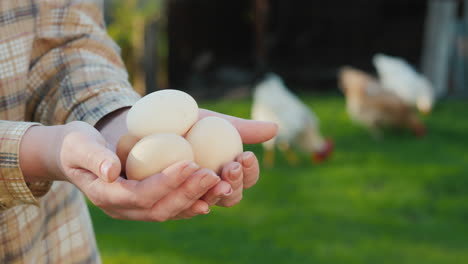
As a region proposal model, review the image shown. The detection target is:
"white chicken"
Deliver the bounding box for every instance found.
[373,53,435,114]
[251,73,333,166]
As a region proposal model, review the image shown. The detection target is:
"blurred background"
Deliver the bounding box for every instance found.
[92,0,468,263]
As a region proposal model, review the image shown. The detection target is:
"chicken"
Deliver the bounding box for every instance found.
[251,73,333,166]
[373,53,435,114]
[338,66,426,138]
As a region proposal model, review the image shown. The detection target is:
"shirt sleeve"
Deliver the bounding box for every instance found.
[0,121,51,209]
[27,0,141,126]
[0,0,141,210]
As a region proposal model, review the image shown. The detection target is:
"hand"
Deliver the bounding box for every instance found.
[196,109,277,209]
[94,108,243,218]
[95,108,278,212]
[69,106,277,219]
[19,121,221,221]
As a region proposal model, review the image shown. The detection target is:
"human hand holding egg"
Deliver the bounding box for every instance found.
[79,89,278,221]
[19,87,276,222]
[119,90,274,209]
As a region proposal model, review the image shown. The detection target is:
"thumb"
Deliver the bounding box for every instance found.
[68,139,122,182]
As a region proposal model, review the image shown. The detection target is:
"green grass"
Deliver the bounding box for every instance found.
[89,93,468,264]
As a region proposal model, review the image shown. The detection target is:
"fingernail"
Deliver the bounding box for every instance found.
[229,164,241,181]
[204,208,211,214]
[200,171,218,188]
[100,161,112,181]
[224,187,233,196]
[242,152,255,167]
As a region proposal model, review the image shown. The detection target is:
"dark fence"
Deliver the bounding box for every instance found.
[167,0,427,97]
[105,0,468,98]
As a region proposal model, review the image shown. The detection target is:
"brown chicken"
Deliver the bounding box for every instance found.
[338,66,426,138]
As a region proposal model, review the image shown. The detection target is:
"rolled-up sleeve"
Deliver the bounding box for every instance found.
[0,121,51,209]
[27,0,141,126]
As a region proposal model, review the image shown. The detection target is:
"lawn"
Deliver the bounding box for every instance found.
[89,93,468,264]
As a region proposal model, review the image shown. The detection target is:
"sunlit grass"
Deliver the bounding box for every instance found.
[90,93,468,264]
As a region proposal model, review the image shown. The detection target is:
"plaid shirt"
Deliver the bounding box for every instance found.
[0,0,140,263]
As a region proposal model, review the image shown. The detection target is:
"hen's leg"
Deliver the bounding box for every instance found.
[278,141,299,166]
[262,138,276,168]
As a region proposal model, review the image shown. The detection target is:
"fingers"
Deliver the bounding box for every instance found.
[149,169,220,219]
[198,109,278,144]
[64,132,121,182]
[82,162,220,222]
[216,161,244,207]
[203,152,260,208]
[82,161,198,210]
[109,169,219,222]
[174,200,211,220]
[201,180,233,206]
[237,152,259,189]
[104,200,211,221]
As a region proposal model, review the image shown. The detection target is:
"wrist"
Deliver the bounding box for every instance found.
[19,125,63,182]
[95,107,130,152]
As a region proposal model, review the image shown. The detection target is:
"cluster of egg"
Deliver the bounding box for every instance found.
[117,89,243,180]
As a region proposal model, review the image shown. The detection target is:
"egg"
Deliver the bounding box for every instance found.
[127,89,199,138]
[185,116,243,174]
[126,133,194,180]
[116,133,140,172]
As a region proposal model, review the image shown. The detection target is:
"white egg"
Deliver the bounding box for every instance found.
[126,133,194,180]
[185,116,243,174]
[127,89,199,138]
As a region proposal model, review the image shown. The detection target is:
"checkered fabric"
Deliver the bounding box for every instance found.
[0,0,141,263]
